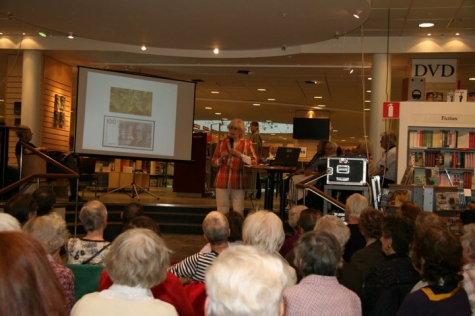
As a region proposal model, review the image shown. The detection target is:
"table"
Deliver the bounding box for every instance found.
[252,165,296,219]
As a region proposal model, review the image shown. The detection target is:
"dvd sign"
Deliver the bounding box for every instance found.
[411,59,457,83]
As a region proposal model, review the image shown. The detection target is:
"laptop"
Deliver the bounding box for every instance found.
[272,147,301,167]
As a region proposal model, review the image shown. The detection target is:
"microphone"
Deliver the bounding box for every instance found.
[229,137,234,149]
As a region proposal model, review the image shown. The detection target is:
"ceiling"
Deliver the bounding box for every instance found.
[1,0,475,147]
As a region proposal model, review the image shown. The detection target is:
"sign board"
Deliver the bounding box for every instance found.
[411,59,457,83]
[299,146,307,158]
[383,102,400,119]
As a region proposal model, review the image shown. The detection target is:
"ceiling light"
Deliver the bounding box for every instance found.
[67,32,74,39]
[22,32,26,36]
[364,108,370,111]
[267,98,275,101]
[455,32,460,36]
[141,45,147,51]
[253,103,261,106]
[427,33,432,36]
[213,48,219,54]
[0,32,3,35]
[266,120,272,123]
[353,11,362,19]
[318,105,326,107]
[205,107,212,109]
[314,96,322,99]
[305,80,318,84]
[215,112,221,115]
[469,78,475,81]
[257,88,266,91]
[366,90,371,93]
[222,118,228,120]
[350,137,355,139]
[312,106,321,109]
[367,77,372,81]
[341,140,346,142]
[349,68,354,74]
[333,32,340,39]
[419,22,435,28]
[37,29,49,37]
[365,100,370,103]
[333,129,339,132]
[211,91,219,94]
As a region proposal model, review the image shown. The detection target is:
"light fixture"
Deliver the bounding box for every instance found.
[141,45,147,51]
[455,32,460,36]
[37,29,49,37]
[215,112,221,115]
[213,48,219,54]
[333,129,339,132]
[427,33,432,36]
[469,78,475,81]
[365,100,370,103]
[257,88,266,91]
[267,98,275,101]
[333,32,340,39]
[253,103,261,106]
[211,91,219,94]
[367,77,372,81]
[318,105,326,108]
[353,11,362,19]
[205,107,212,109]
[67,32,74,39]
[419,22,435,28]
[349,68,354,74]
[314,96,322,99]
[366,90,371,93]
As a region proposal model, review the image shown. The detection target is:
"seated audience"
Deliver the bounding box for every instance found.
[0,231,66,316]
[398,227,470,316]
[0,213,21,231]
[461,230,475,314]
[343,193,368,262]
[361,215,419,316]
[67,200,111,265]
[242,210,297,287]
[205,245,288,316]
[4,193,37,226]
[169,211,229,282]
[23,212,76,314]
[351,208,385,279]
[103,202,144,242]
[284,231,361,315]
[99,216,193,316]
[32,187,56,216]
[396,201,421,222]
[279,205,308,257]
[415,212,447,231]
[200,210,244,253]
[314,214,363,295]
[71,228,178,316]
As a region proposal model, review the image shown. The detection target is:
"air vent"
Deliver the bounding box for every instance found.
[305,80,318,84]
[237,70,251,75]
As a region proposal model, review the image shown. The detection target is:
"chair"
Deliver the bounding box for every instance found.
[64,263,105,301]
[76,156,98,198]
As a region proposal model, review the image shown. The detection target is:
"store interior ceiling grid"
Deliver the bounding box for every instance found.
[1,0,474,146]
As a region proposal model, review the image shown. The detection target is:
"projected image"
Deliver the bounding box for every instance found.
[109,87,153,116]
[103,116,154,150]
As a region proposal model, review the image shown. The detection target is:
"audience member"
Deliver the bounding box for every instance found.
[279,205,308,257]
[4,192,37,226]
[361,215,419,316]
[343,193,368,262]
[99,216,194,316]
[32,187,57,216]
[0,231,66,316]
[351,208,385,279]
[23,212,75,314]
[284,231,361,315]
[242,210,297,287]
[355,139,375,173]
[0,213,21,231]
[205,245,288,316]
[371,131,397,188]
[67,200,111,265]
[461,230,475,314]
[103,202,144,242]
[460,209,475,235]
[415,212,447,231]
[71,228,178,316]
[211,118,258,215]
[15,125,84,202]
[396,201,421,222]
[169,211,229,282]
[398,227,470,315]
[314,214,363,295]
[200,210,244,253]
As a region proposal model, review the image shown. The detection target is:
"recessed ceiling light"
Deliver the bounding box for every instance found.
[341,140,346,142]
[365,100,370,103]
[364,108,370,111]
[455,32,460,36]
[367,77,372,81]
[469,77,475,81]
[427,33,432,36]
[312,106,321,109]
[318,105,326,108]
[350,137,355,139]
[0,32,3,35]
[257,88,266,91]
[366,90,371,93]
[37,30,49,37]
[215,112,221,115]
[67,32,74,39]
[352,11,362,19]
[253,103,261,106]
[267,98,275,101]
[205,107,212,109]
[213,48,219,54]
[419,22,435,28]
[305,80,318,84]
[313,96,322,99]
[211,91,219,94]
[333,130,339,132]
[22,32,26,35]
[141,45,147,51]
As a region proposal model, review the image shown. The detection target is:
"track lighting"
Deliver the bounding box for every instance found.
[353,11,362,19]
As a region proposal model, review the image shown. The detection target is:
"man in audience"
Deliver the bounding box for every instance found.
[371,131,397,188]
[205,245,288,316]
[343,193,368,262]
[104,202,144,242]
[169,211,229,282]
[4,193,37,226]
[32,187,56,216]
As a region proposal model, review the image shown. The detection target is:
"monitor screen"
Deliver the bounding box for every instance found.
[292,118,330,140]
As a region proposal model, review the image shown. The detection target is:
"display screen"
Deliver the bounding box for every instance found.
[292,118,330,140]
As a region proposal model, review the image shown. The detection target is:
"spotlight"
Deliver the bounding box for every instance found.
[353,11,362,19]
[37,29,49,37]
[213,48,219,54]
[349,68,354,74]
[141,45,147,51]
[333,32,340,39]
[67,32,74,39]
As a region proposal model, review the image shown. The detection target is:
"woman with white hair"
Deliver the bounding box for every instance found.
[314,215,363,295]
[205,245,288,316]
[23,212,76,314]
[67,200,110,266]
[71,228,177,316]
[284,231,361,315]
[461,230,475,314]
[242,210,297,287]
[211,118,258,215]
[0,213,21,231]
[343,193,369,262]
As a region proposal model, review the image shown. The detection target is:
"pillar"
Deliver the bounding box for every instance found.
[21,50,42,144]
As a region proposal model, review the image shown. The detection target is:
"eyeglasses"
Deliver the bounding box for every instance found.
[229,126,239,131]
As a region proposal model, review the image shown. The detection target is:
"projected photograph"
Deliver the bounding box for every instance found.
[103,116,154,151]
[109,87,153,116]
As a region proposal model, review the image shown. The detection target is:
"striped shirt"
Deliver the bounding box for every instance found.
[168,251,218,283]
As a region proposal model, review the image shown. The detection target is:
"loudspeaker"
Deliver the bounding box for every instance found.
[402,77,425,101]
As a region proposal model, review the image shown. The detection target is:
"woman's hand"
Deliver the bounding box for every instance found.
[229,148,243,158]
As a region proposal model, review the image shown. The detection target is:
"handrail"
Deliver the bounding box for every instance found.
[299,183,346,211]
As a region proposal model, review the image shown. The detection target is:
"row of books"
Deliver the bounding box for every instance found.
[409,151,475,169]
[413,168,474,189]
[408,130,475,149]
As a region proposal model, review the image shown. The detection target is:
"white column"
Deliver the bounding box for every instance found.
[21,50,42,144]
[370,53,392,163]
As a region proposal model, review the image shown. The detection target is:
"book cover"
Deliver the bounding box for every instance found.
[414,168,426,185]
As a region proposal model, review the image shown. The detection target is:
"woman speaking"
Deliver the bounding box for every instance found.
[212,119,257,215]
